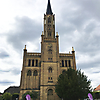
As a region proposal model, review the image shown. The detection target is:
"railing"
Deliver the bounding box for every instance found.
[59,53,72,56]
[27,53,41,56]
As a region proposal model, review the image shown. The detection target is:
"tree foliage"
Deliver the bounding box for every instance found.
[3,92,12,100]
[0,96,3,100]
[55,68,92,100]
[21,90,38,100]
[93,92,100,99]
[12,93,19,100]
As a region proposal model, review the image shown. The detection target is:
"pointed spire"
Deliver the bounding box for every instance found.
[46,0,53,15]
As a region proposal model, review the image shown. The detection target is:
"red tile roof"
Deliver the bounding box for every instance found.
[94,85,100,91]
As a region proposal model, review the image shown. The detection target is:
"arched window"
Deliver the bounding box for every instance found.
[28,59,31,66]
[48,67,52,73]
[27,70,32,76]
[33,70,38,76]
[48,32,51,36]
[47,89,53,95]
[48,17,51,23]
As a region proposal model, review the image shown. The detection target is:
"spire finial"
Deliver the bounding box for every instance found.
[25,45,26,49]
[56,32,58,36]
[72,47,74,51]
[46,0,53,15]
[42,31,44,35]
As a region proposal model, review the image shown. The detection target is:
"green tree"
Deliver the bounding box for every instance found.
[12,93,19,100]
[3,92,12,100]
[93,92,100,99]
[0,96,3,100]
[55,68,92,100]
[22,90,38,100]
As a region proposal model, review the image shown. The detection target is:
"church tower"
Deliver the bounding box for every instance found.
[19,0,76,100]
[40,0,60,100]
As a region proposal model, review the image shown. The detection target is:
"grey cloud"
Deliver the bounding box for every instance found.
[56,3,100,57]
[84,22,96,33]
[77,59,100,69]
[0,68,21,75]
[0,48,9,58]
[93,71,100,73]
[7,16,41,53]
[77,0,100,20]
[11,68,21,75]
[0,70,10,73]
[0,80,15,86]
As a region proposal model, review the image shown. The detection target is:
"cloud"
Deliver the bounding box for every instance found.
[53,0,100,71]
[93,71,100,74]
[11,68,21,75]
[0,48,9,58]
[0,80,15,86]
[6,16,42,53]
[0,70,10,73]
[0,68,21,75]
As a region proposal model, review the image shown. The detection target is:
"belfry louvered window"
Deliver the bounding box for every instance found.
[28,59,31,66]
[32,59,34,66]
[65,60,67,67]
[62,60,64,67]
[36,60,38,67]
[69,60,71,67]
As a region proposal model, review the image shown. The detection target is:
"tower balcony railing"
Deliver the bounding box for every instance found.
[27,53,41,56]
[59,53,72,57]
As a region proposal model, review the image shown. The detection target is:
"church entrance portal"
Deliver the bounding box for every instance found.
[47,89,54,100]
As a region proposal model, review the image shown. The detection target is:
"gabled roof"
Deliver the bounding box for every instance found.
[46,0,53,15]
[4,86,20,94]
[94,85,100,91]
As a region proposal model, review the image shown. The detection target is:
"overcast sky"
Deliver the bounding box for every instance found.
[0,0,100,93]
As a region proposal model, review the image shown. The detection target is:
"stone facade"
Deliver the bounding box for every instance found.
[19,0,76,100]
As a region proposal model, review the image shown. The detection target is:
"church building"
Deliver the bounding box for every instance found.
[19,0,76,100]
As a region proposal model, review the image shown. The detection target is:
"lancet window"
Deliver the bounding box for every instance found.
[33,70,38,76]
[27,70,32,76]
[48,17,51,23]
[48,67,52,73]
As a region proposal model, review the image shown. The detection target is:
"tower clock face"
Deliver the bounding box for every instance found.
[48,44,52,48]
